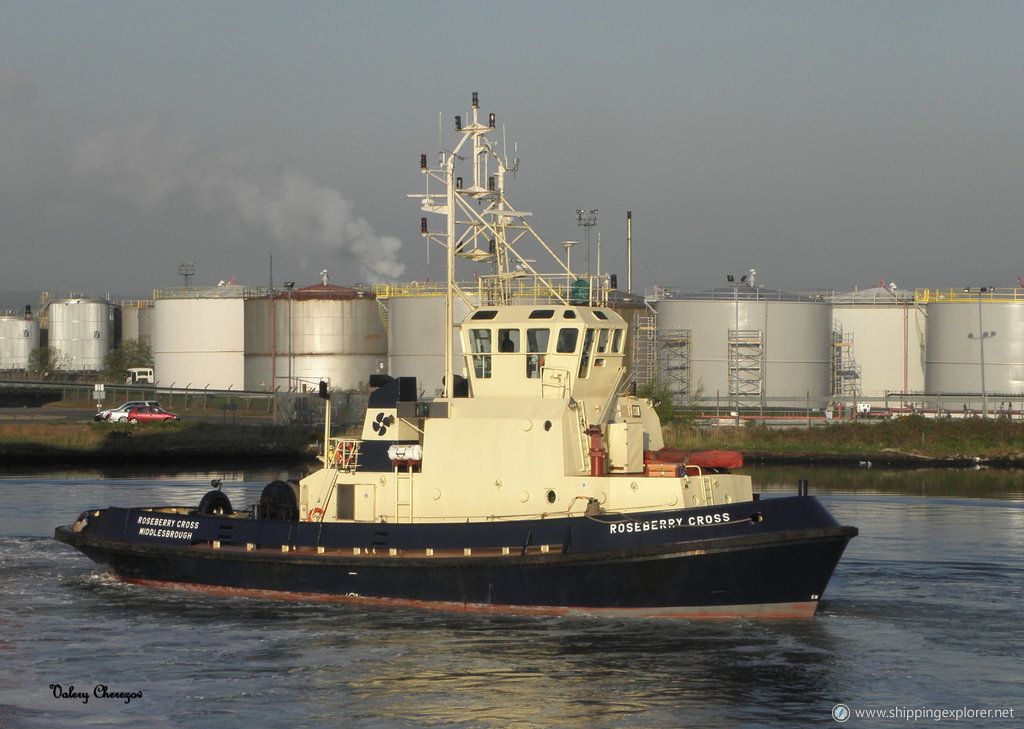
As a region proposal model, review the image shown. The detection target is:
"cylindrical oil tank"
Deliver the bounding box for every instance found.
[46,297,112,371]
[152,291,245,389]
[655,288,832,409]
[831,288,926,399]
[119,301,155,347]
[924,290,1024,397]
[244,284,387,392]
[385,289,473,395]
[0,312,40,370]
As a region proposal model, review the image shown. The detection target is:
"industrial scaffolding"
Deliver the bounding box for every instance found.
[831,325,862,398]
[631,312,657,389]
[657,328,692,403]
[728,329,764,408]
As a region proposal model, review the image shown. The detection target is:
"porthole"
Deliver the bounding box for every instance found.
[546,490,557,504]
[543,420,552,431]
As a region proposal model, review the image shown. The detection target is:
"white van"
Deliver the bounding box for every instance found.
[125,367,154,384]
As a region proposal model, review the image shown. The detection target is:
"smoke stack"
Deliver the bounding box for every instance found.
[626,211,633,294]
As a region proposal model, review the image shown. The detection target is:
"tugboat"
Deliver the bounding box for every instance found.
[55,93,856,618]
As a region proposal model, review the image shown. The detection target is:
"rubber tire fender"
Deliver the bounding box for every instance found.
[197,489,233,516]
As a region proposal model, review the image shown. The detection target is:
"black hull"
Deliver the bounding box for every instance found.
[55,496,857,618]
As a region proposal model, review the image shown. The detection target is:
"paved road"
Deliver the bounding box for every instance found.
[0,405,274,425]
[0,406,97,422]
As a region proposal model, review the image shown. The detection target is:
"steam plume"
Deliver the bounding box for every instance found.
[75,115,404,283]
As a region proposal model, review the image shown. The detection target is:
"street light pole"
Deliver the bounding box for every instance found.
[576,209,597,274]
[979,294,987,418]
[284,282,295,421]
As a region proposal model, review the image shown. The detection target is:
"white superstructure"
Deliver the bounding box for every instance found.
[299,93,751,523]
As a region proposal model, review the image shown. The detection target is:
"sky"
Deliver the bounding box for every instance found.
[2,0,1024,306]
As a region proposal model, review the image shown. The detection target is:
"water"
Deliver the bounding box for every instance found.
[1,468,1022,728]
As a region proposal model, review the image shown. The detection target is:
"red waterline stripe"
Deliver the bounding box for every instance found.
[119,578,817,619]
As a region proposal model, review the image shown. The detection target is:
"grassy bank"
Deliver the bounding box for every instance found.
[664,416,1024,466]
[2,415,1023,468]
[0,421,317,466]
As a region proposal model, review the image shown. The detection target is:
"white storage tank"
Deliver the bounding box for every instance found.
[655,287,833,409]
[0,310,40,370]
[382,285,472,396]
[244,284,387,392]
[46,296,113,371]
[119,301,155,347]
[923,288,1024,398]
[831,287,926,399]
[152,288,246,390]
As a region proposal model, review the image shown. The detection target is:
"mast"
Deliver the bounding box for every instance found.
[444,131,457,399]
[410,93,613,397]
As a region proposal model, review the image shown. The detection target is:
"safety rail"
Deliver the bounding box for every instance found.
[474,273,610,306]
[329,437,361,472]
[373,275,611,306]
[373,281,449,298]
[647,287,831,303]
[152,286,262,300]
[914,288,1024,304]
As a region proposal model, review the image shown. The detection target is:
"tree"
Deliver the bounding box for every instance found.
[28,346,71,374]
[637,381,677,423]
[103,339,154,382]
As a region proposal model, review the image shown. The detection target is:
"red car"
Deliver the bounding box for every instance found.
[125,406,179,424]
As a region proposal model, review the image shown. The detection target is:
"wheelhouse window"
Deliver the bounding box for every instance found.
[592,328,610,368]
[612,328,624,353]
[556,328,579,353]
[469,329,492,378]
[497,328,520,353]
[526,328,550,378]
[578,328,595,378]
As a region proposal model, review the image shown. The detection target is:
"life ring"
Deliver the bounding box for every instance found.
[307,507,325,522]
[334,442,356,463]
